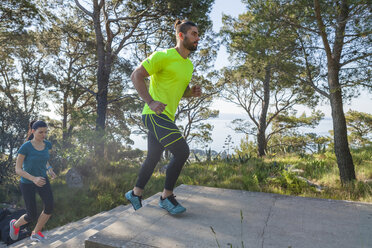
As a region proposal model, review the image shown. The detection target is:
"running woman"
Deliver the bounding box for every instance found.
[9,120,56,242]
[125,20,201,214]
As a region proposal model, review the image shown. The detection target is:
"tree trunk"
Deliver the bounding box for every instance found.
[314,0,356,184]
[94,57,111,157]
[257,66,271,156]
[92,0,112,158]
[328,67,356,183]
[62,91,68,142]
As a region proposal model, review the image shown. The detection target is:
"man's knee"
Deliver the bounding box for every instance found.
[174,141,190,162]
[183,144,190,160]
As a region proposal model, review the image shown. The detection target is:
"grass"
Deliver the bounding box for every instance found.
[4,146,371,231]
[179,146,372,202]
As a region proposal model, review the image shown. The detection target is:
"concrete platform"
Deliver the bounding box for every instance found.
[86,184,372,248]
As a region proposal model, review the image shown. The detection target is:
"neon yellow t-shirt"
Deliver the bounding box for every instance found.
[141,48,193,121]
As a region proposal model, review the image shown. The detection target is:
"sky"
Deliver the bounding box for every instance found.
[130,0,372,152]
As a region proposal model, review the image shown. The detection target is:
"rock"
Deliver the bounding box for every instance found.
[285,164,294,171]
[285,164,304,173]
[296,176,324,192]
[291,169,305,174]
[65,168,83,188]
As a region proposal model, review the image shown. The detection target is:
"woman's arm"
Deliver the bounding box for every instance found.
[45,159,56,179]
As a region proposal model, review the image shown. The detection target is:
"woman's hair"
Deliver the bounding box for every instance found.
[174,19,197,36]
[26,120,48,141]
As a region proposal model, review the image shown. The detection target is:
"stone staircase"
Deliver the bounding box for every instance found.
[6,185,372,248]
[8,193,161,248]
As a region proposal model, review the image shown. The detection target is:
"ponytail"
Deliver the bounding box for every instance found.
[174,19,182,29]
[26,120,36,141]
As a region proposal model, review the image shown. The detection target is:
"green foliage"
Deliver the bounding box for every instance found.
[235,135,257,159]
[219,1,322,156]
[345,110,372,147]
[44,181,97,230]
[0,0,42,34]
[179,147,371,202]
[0,181,21,205]
[0,102,31,185]
[268,171,309,195]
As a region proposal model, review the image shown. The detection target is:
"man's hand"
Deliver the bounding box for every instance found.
[149,101,167,115]
[190,85,202,97]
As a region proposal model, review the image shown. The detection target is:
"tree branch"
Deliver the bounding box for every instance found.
[107,94,137,104]
[313,0,333,61]
[107,8,149,23]
[72,79,97,96]
[74,0,93,17]
[340,53,372,67]
[113,17,142,57]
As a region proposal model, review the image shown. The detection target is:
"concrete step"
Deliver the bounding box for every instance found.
[85,184,372,248]
[8,193,161,248]
[85,185,197,248]
[55,193,161,248]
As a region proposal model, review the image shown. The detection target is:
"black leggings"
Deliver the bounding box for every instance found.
[20,180,54,223]
[136,114,190,191]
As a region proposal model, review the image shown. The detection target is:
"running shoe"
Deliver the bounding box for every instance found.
[30,231,46,242]
[125,190,142,210]
[159,194,186,215]
[9,219,20,240]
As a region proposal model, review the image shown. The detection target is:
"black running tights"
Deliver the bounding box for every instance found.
[20,180,54,222]
[135,131,190,191]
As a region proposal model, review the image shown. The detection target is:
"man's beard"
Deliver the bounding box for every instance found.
[183,36,198,51]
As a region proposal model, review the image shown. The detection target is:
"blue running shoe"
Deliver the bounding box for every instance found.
[30,231,46,242]
[125,190,142,210]
[9,219,20,240]
[159,194,186,215]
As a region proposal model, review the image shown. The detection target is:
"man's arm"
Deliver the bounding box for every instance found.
[131,65,153,104]
[183,85,202,98]
[131,65,167,115]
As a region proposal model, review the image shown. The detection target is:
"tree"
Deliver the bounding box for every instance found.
[345,110,372,147]
[0,32,50,114]
[221,66,321,156]
[0,101,30,184]
[0,0,41,37]
[0,1,47,186]
[220,4,319,156]
[39,17,97,144]
[0,0,43,65]
[268,0,371,183]
[73,0,214,156]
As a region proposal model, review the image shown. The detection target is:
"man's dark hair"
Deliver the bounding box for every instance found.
[174,19,197,35]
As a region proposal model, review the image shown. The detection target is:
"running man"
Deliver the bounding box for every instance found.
[125,19,201,214]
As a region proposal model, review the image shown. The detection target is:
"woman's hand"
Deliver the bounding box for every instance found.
[33,177,46,187]
[47,168,56,179]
